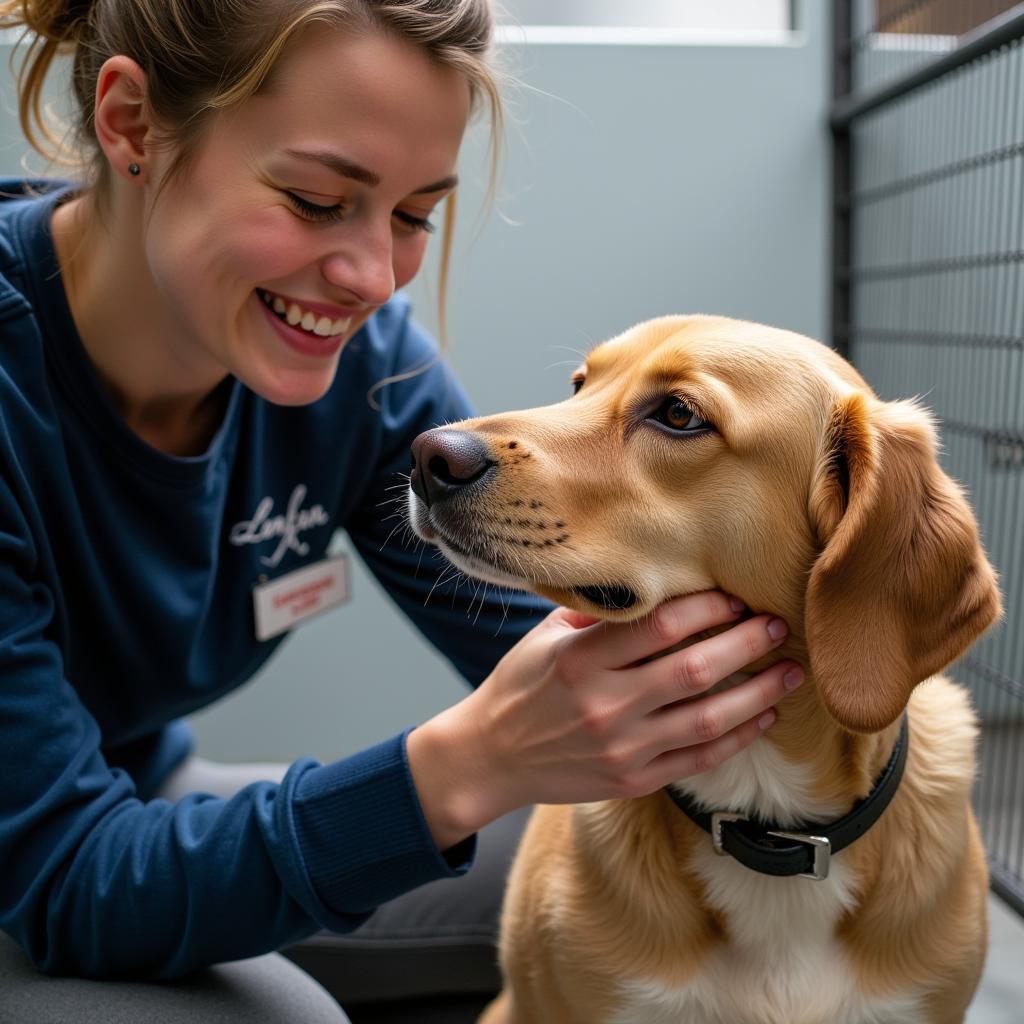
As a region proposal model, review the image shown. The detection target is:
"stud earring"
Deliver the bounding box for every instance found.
[128,163,141,177]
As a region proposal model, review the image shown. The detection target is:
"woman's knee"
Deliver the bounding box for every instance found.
[284,806,533,1006]
[0,932,350,1024]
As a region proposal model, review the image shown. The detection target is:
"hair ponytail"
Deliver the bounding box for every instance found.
[0,0,97,165]
[2,0,93,41]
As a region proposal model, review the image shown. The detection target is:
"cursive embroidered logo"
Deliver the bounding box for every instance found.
[229,484,331,568]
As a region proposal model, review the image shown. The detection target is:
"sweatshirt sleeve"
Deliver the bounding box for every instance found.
[344,302,553,686]
[0,478,474,980]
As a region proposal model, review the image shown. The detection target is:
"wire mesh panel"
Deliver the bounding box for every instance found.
[833,1,1024,915]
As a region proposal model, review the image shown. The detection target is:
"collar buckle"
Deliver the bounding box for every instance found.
[765,830,831,880]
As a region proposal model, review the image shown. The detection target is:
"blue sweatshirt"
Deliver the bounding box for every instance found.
[0,180,549,979]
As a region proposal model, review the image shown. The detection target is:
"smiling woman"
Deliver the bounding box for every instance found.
[0,1,801,1021]
[43,25,474,431]
[12,1,498,437]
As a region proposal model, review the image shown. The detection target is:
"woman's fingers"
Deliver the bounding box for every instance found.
[569,591,748,670]
[638,710,775,791]
[619,662,804,793]
[648,658,803,751]
[631,613,793,715]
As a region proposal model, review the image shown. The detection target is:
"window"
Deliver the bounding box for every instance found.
[872,0,1020,38]
[497,0,794,34]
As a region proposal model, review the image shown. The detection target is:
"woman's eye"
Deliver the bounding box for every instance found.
[285,192,344,223]
[284,192,435,234]
[651,398,711,433]
[393,210,436,234]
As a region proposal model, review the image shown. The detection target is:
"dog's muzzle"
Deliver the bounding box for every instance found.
[410,428,647,613]
[410,428,495,508]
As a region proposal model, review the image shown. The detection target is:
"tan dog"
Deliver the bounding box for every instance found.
[408,316,1001,1024]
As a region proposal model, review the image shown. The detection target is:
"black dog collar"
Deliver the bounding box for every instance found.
[663,714,909,880]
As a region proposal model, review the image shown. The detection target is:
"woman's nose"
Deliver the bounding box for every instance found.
[320,232,396,308]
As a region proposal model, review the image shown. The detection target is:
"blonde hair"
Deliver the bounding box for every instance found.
[0,0,506,341]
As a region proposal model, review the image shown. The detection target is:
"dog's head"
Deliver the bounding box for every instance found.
[409,315,1001,732]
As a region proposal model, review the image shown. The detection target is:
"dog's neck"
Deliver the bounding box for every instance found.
[672,635,903,829]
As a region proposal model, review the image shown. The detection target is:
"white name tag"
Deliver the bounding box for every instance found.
[253,554,349,641]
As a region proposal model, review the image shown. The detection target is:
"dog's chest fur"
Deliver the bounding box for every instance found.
[610,736,926,1024]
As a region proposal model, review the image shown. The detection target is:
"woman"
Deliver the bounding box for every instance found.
[0,1,802,1020]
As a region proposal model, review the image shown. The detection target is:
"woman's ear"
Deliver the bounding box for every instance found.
[805,392,1001,733]
[93,56,151,181]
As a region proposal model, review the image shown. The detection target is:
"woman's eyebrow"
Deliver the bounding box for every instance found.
[284,147,458,193]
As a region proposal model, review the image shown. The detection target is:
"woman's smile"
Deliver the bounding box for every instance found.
[258,289,355,338]
[255,289,352,359]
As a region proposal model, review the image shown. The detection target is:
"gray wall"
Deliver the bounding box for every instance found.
[0,3,831,763]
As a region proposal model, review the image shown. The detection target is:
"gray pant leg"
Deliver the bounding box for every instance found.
[0,931,350,1024]
[284,807,530,1004]
[157,757,530,1006]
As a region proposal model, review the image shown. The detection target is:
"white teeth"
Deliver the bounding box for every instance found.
[261,291,352,339]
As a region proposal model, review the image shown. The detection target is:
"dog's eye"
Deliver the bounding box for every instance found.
[651,398,711,433]
[571,376,585,395]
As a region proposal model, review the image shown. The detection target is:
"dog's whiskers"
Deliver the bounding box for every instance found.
[544,343,590,361]
[379,519,409,552]
[545,358,586,374]
[423,563,463,607]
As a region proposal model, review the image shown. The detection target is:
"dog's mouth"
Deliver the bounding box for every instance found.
[431,531,642,614]
[571,584,640,612]
[409,492,647,616]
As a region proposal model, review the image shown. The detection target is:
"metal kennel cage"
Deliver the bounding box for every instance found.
[831,0,1024,917]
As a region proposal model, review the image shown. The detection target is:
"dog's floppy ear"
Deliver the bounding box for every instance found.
[805,392,1001,733]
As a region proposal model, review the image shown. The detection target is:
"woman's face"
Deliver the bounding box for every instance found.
[142,26,472,406]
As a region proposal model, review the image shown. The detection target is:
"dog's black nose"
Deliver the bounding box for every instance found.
[410,429,495,507]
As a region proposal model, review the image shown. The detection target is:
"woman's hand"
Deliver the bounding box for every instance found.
[406,591,802,851]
